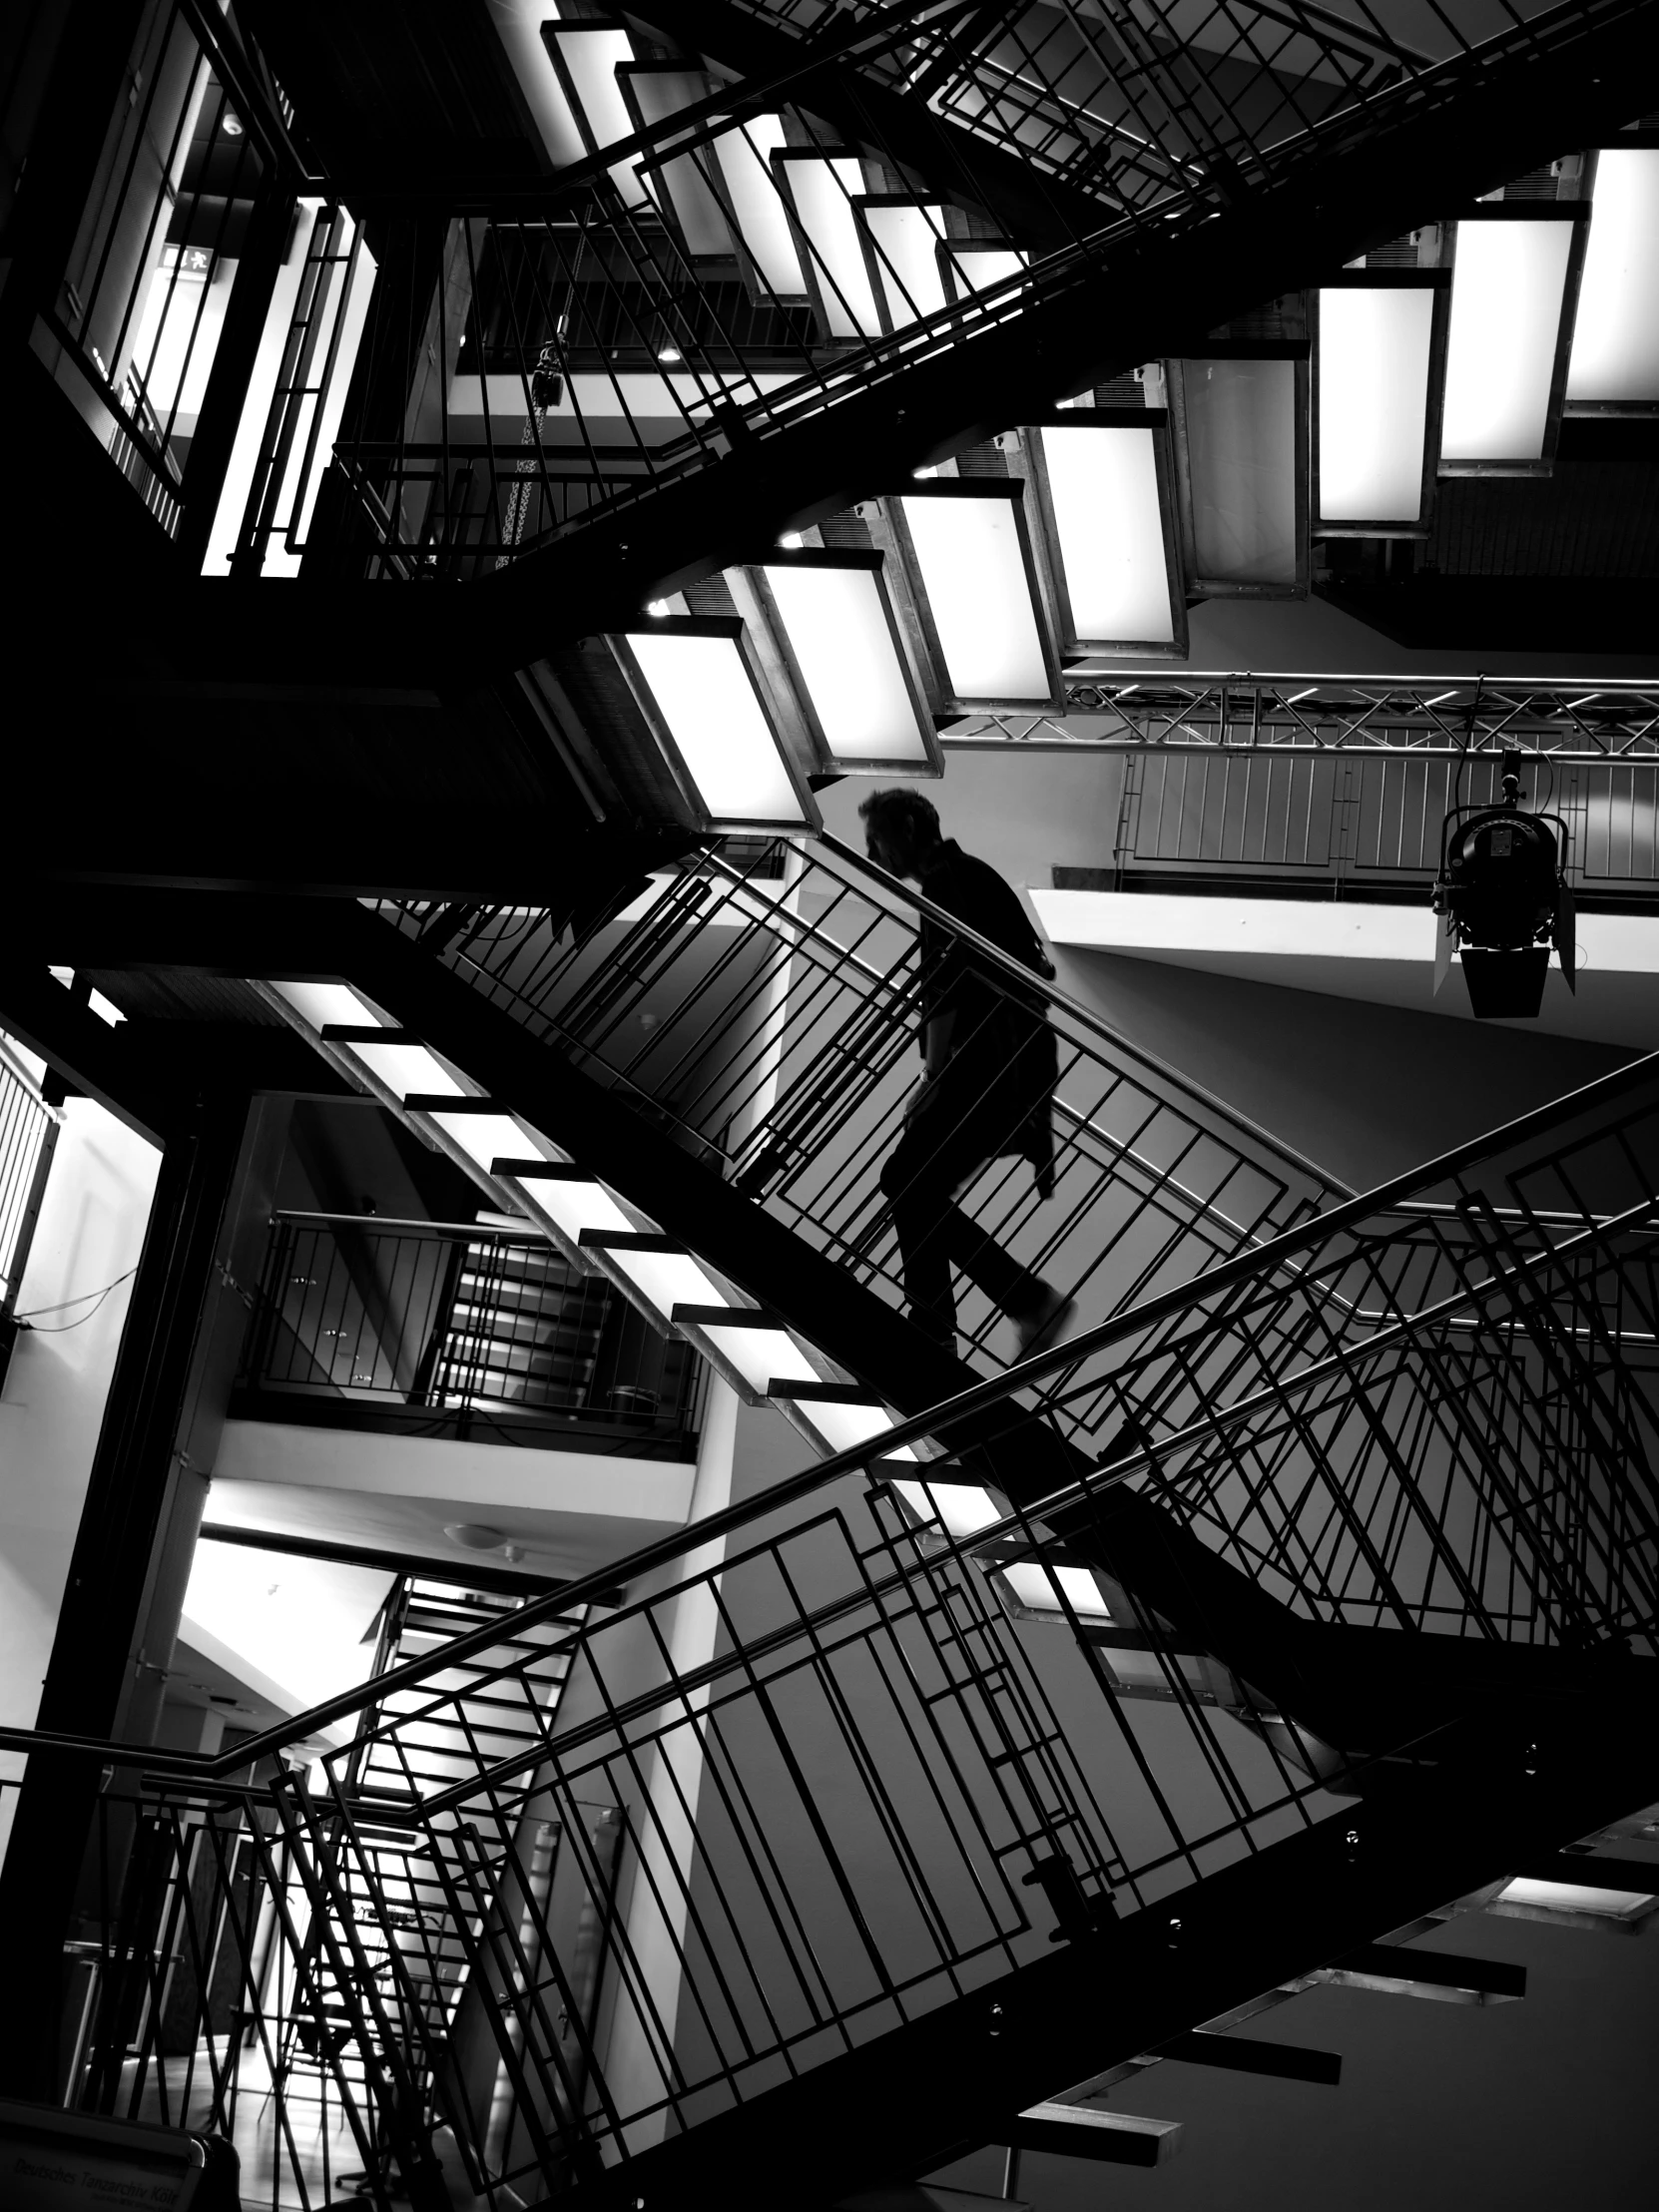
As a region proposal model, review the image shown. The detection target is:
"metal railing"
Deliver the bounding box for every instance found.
[0,1034,58,1318]
[376,834,1348,1385]
[239,1215,701,1453]
[317,0,1638,574]
[8,1045,1659,2203]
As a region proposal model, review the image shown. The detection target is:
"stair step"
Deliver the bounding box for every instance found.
[580,1229,685,1253]
[768,1379,883,1404]
[492,1156,594,1180]
[1010,2106,1183,2168]
[673,1303,787,1329]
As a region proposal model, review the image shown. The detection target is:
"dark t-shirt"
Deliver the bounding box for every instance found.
[914,838,1051,1051]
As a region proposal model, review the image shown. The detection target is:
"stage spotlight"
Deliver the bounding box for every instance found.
[1432,760,1574,1018]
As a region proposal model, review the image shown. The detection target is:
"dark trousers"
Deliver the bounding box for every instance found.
[879,1041,1050,1343]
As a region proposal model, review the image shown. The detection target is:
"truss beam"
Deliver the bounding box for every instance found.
[949,675,1659,762]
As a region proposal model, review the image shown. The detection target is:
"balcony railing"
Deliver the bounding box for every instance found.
[237,1213,702,1456]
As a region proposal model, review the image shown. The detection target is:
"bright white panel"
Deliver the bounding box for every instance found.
[427,1110,534,1172]
[860,202,949,328]
[898,495,1051,702]
[509,1175,632,1246]
[763,563,930,762]
[946,246,1027,296]
[891,1478,1001,1537]
[611,1249,724,1321]
[550,29,649,206]
[1499,1876,1654,1917]
[626,632,811,825]
[1039,424,1173,642]
[781,156,877,336]
[697,1322,809,1393]
[350,1042,463,1097]
[1442,221,1574,459]
[714,116,807,294]
[271,980,382,1031]
[1567,150,1659,402]
[1002,1562,1113,1619]
[1318,287,1434,520]
[804,1399,917,1461]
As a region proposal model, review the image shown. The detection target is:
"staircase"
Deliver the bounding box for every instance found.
[196,837,1658,2207]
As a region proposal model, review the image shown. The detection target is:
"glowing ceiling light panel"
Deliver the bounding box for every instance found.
[1567,150,1659,404]
[617,622,819,830]
[776,153,877,336]
[857,199,949,330]
[894,486,1058,708]
[713,116,807,296]
[757,555,935,767]
[1036,421,1178,649]
[1442,217,1577,463]
[1317,285,1437,522]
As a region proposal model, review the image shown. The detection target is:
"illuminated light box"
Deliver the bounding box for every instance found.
[540,24,651,207]
[622,65,732,258]
[854,197,950,331]
[774,150,878,337]
[942,242,1028,299]
[726,549,940,773]
[1313,275,1448,534]
[1169,350,1307,594]
[1023,410,1186,655]
[1440,207,1587,473]
[1001,1562,1113,1621]
[712,115,809,298]
[1566,148,1659,409]
[612,618,821,831]
[883,480,1063,711]
[890,1478,1001,1538]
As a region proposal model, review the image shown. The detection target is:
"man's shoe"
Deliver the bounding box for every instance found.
[1014,1286,1077,1360]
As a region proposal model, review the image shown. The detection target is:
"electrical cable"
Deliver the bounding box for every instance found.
[12,1266,139,1331]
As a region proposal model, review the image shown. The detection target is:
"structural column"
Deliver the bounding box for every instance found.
[0,1085,249,2098]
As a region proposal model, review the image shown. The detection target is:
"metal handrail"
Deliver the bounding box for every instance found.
[10,1035,1659,1786]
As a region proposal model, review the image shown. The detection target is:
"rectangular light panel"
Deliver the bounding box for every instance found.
[898,493,1052,703]
[1039,424,1174,643]
[548,29,649,206]
[762,562,931,762]
[1567,150,1659,404]
[625,631,813,827]
[859,202,949,329]
[779,156,877,335]
[1183,358,1299,583]
[945,245,1027,297]
[714,117,807,295]
[1442,220,1574,460]
[1317,286,1435,521]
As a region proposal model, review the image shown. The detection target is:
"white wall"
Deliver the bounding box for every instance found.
[818,751,1632,1190]
[0,1101,161,1867]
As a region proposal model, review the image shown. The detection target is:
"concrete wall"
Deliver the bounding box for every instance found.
[0,1100,160,1868]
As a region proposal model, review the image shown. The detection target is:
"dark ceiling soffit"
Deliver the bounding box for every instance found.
[474,13,1659,648]
[0,962,176,1146]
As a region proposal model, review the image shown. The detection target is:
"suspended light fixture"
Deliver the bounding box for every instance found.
[1440,205,1588,474]
[725,548,940,773]
[876,479,1063,712]
[611,618,821,830]
[1020,409,1186,655]
[1313,273,1448,534]
[1566,148,1659,409]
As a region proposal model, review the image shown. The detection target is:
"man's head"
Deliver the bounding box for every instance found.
[859,788,942,880]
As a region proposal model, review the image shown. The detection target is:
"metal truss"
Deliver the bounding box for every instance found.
[950,674,1659,761]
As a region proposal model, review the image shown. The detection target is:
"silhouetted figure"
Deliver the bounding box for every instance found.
[861,789,1074,1358]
